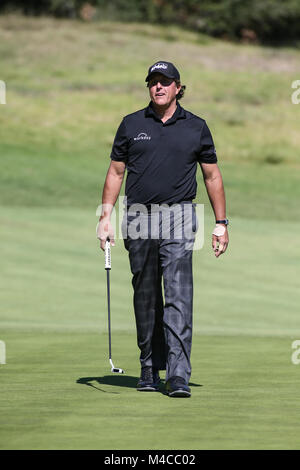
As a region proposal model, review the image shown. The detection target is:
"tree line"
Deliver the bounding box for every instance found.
[1,0,300,44]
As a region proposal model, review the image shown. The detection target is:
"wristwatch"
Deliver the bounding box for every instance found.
[215,219,229,226]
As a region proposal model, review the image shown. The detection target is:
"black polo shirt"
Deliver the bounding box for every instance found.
[110,101,217,205]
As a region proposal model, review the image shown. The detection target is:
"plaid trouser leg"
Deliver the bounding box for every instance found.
[152,271,167,369]
[159,238,194,383]
[124,236,167,370]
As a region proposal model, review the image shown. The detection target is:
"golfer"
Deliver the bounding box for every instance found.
[98,61,229,397]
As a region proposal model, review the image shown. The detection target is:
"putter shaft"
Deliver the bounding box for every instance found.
[106,269,112,362]
[105,240,125,374]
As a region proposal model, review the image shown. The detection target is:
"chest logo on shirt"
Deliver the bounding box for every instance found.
[133,132,151,141]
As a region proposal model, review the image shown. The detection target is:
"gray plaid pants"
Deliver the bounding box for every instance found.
[122,202,197,383]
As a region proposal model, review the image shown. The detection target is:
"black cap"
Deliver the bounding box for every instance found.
[145,61,180,82]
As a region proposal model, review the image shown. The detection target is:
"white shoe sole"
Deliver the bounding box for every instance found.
[168,389,191,397]
[137,386,159,392]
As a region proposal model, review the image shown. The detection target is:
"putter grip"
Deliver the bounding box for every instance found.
[105,239,111,270]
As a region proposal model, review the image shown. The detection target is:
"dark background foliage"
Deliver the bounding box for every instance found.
[1,0,300,44]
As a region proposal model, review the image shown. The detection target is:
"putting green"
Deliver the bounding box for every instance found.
[0,332,299,450]
[1,206,299,449]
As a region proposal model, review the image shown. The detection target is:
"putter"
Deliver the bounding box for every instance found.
[105,239,125,374]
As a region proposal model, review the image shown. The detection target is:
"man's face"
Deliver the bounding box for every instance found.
[148,73,181,107]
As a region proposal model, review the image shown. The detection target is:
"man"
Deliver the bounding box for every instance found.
[98,61,229,398]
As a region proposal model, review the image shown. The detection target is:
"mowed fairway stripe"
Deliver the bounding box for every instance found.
[0,206,299,336]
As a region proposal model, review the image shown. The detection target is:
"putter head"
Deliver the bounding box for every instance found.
[112,367,125,374]
[110,359,125,374]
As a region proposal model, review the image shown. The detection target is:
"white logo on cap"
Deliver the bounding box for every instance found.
[151,63,168,72]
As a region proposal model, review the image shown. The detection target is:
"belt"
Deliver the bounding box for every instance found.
[125,200,193,214]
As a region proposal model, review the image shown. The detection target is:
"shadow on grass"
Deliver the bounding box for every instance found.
[77,375,138,393]
[76,376,202,395]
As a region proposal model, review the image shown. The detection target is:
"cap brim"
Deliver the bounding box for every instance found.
[145,71,175,82]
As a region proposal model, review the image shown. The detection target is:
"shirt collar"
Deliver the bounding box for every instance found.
[145,101,186,124]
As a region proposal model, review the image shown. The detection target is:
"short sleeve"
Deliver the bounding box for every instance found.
[110,119,128,162]
[197,121,218,164]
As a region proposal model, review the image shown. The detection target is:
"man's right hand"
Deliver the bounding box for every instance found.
[97,217,115,251]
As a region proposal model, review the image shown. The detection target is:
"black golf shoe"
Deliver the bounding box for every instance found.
[165,376,191,397]
[137,366,161,392]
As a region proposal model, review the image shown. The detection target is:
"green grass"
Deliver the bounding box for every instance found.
[1,14,300,449]
[1,206,300,449]
[1,332,299,450]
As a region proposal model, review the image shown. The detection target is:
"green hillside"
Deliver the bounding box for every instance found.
[1,15,300,217]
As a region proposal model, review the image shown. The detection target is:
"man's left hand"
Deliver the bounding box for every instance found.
[212,226,229,258]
